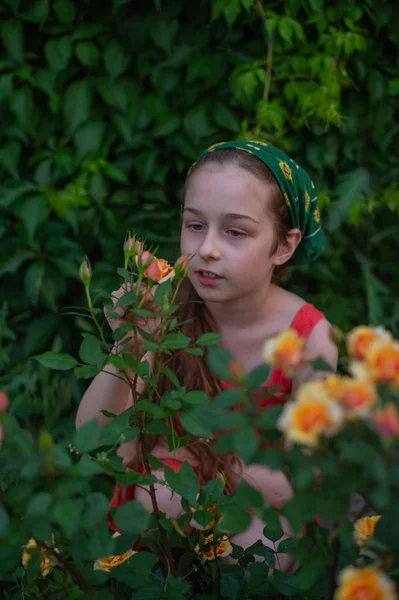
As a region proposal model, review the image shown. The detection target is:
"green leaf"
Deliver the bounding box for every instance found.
[20,195,48,242]
[74,365,98,379]
[310,357,335,372]
[149,18,178,54]
[79,333,107,366]
[196,332,222,346]
[218,507,252,534]
[163,366,180,388]
[164,461,199,507]
[26,492,52,517]
[44,36,72,72]
[0,504,9,537]
[2,19,24,63]
[246,364,271,393]
[0,141,21,178]
[113,501,151,534]
[33,351,77,370]
[213,103,240,132]
[75,41,100,66]
[328,168,371,231]
[243,540,276,567]
[73,420,101,452]
[104,40,130,79]
[162,332,191,350]
[11,85,33,127]
[53,0,76,24]
[153,113,181,137]
[153,280,172,306]
[21,0,49,23]
[63,78,92,132]
[179,410,213,437]
[184,347,204,356]
[182,391,209,405]
[52,498,84,537]
[207,345,233,381]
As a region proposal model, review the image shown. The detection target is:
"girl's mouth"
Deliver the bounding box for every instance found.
[196,270,224,286]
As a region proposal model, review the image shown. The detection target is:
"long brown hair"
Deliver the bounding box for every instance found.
[134,149,291,493]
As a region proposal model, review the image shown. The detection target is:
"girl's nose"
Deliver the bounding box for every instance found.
[198,230,221,261]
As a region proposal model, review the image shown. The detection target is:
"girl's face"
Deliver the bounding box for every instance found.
[180,164,281,304]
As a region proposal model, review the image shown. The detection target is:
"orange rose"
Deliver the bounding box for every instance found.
[278,382,343,447]
[194,534,232,560]
[144,257,174,283]
[372,403,399,439]
[353,515,381,546]
[335,566,396,600]
[263,328,306,372]
[347,326,392,361]
[339,379,377,418]
[363,339,399,387]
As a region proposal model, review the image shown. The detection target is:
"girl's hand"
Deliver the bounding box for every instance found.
[104,284,161,353]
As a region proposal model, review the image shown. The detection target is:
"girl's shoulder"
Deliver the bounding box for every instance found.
[272,285,327,340]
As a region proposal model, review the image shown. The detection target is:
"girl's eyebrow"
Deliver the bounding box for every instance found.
[183,207,259,225]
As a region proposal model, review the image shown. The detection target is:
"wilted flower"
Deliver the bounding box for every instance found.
[263,328,306,372]
[94,533,136,573]
[0,390,9,413]
[372,403,399,439]
[353,515,381,546]
[194,534,232,560]
[79,256,92,287]
[278,381,343,447]
[335,566,396,600]
[363,339,399,387]
[347,326,392,361]
[22,538,58,577]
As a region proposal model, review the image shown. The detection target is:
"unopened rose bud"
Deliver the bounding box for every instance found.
[124,235,143,263]
[79,257,92,287]
[174,255,190,280]
[0,390,9,413]
[229,360,245,386]
[136,250,153,270]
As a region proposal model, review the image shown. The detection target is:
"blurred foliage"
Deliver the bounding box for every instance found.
[1,0,399,418]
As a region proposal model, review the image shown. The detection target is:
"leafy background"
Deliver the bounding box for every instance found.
[1,0,399,435]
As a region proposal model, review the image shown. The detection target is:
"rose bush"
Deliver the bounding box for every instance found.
[0,238,399,599]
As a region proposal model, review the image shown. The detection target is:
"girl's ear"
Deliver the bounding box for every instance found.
[273,228,302,265]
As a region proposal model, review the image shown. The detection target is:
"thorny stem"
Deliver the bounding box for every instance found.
[37,540,95,596]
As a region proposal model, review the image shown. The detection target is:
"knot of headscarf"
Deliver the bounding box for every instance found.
[187,140,325,266]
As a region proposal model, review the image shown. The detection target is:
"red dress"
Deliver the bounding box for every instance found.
[221,302,325,406]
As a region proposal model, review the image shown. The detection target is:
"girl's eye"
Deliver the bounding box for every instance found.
[187,223,204,232]
[227,229,246,238]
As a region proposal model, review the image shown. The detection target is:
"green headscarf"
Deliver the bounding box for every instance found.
[187,140,325,266]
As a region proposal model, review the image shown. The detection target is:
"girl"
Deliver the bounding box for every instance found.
[76,140,338,571]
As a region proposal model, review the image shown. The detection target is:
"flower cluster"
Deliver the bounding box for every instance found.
[276,326,399,447]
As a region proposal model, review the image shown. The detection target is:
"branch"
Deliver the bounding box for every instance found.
[140,435,178,577]
[37,540,95,596]
[327,529,340,600]
[256,0,273,102]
